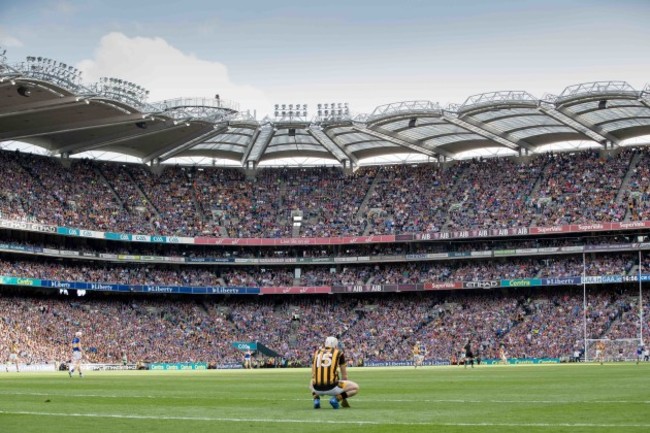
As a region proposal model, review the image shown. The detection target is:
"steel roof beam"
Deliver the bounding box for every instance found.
[242,125,274,165]
[309,126,358,165]
[0,95,85,117]
[592,115,650,128]
[572,102,646,116]
[57,122,198,156]
[442,115,526,151]
[546,106,619,145]
[143,125,228,164]
[472,111,547,124]
[432,130,482,140]
[638,98,650,110]
[500,124,569,135]
[356,125,452,159]
[0,113,149,142]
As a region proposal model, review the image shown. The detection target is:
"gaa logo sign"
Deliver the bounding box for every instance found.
[464,280,499,289]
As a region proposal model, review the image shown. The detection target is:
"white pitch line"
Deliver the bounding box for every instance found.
[0,410,648,428]
[0,391,649,404]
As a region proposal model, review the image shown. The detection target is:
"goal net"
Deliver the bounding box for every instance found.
[585,338,641,362]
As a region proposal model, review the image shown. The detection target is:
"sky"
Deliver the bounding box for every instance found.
[1,0,649,120]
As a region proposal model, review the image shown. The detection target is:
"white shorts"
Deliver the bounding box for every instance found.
[9,353,18,361]
[72,351,82,361]
[310,381,348,397]
[414,354,424,363]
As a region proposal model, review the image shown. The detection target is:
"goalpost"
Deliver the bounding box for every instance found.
[585,338,642,362]
[581,251,645,363]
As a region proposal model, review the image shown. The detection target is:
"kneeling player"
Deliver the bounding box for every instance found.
[310,336,359,409]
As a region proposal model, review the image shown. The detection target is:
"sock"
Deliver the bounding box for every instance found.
[337,392,349,401]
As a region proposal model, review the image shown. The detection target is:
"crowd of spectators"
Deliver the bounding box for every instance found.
[128,165,205,236]
[363,164,463,234]
[1,148,649,238]
[531,150,631,225]
[445,157,542,230]
[0,253,641,288]
[95,162,158,233]
[1,287,647,366]
[622,146,650,222]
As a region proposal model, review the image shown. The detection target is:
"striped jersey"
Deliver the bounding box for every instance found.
[312,346,346,390]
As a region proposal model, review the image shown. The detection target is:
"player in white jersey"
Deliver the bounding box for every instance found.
[499,345,508,365]
[412,342,426,368]
[7,341,20,372]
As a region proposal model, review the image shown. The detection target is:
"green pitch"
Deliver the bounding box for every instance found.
[1,364,649,433]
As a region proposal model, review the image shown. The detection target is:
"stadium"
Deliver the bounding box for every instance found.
[1,5,650,431]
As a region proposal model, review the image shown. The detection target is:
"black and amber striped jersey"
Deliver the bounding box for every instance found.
[312,346,346,390]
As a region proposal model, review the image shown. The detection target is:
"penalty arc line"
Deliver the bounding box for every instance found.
[0,410,649,428]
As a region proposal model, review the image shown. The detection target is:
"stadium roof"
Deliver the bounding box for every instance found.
[2,54,650,168]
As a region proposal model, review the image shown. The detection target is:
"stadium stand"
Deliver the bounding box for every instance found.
[1,287,647,366]
[1,147,649,368]
[0,148,648,237]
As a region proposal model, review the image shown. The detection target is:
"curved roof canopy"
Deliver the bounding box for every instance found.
[2,54,650,167]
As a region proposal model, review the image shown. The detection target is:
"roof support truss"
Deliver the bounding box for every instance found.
[551,106,620,145]
[442,115,526,151]
[0,113,148,143]
[356,125,452,159]
[143,125,228,164]
[57,122,197,156]
[0,95,84,117]
[242,125,274,166]
[309,126,358,165]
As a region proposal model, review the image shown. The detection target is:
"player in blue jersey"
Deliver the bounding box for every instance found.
[69,331,84,378]
[244,349,253,369]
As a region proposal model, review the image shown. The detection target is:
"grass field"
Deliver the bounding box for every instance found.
[1,363,649,433]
